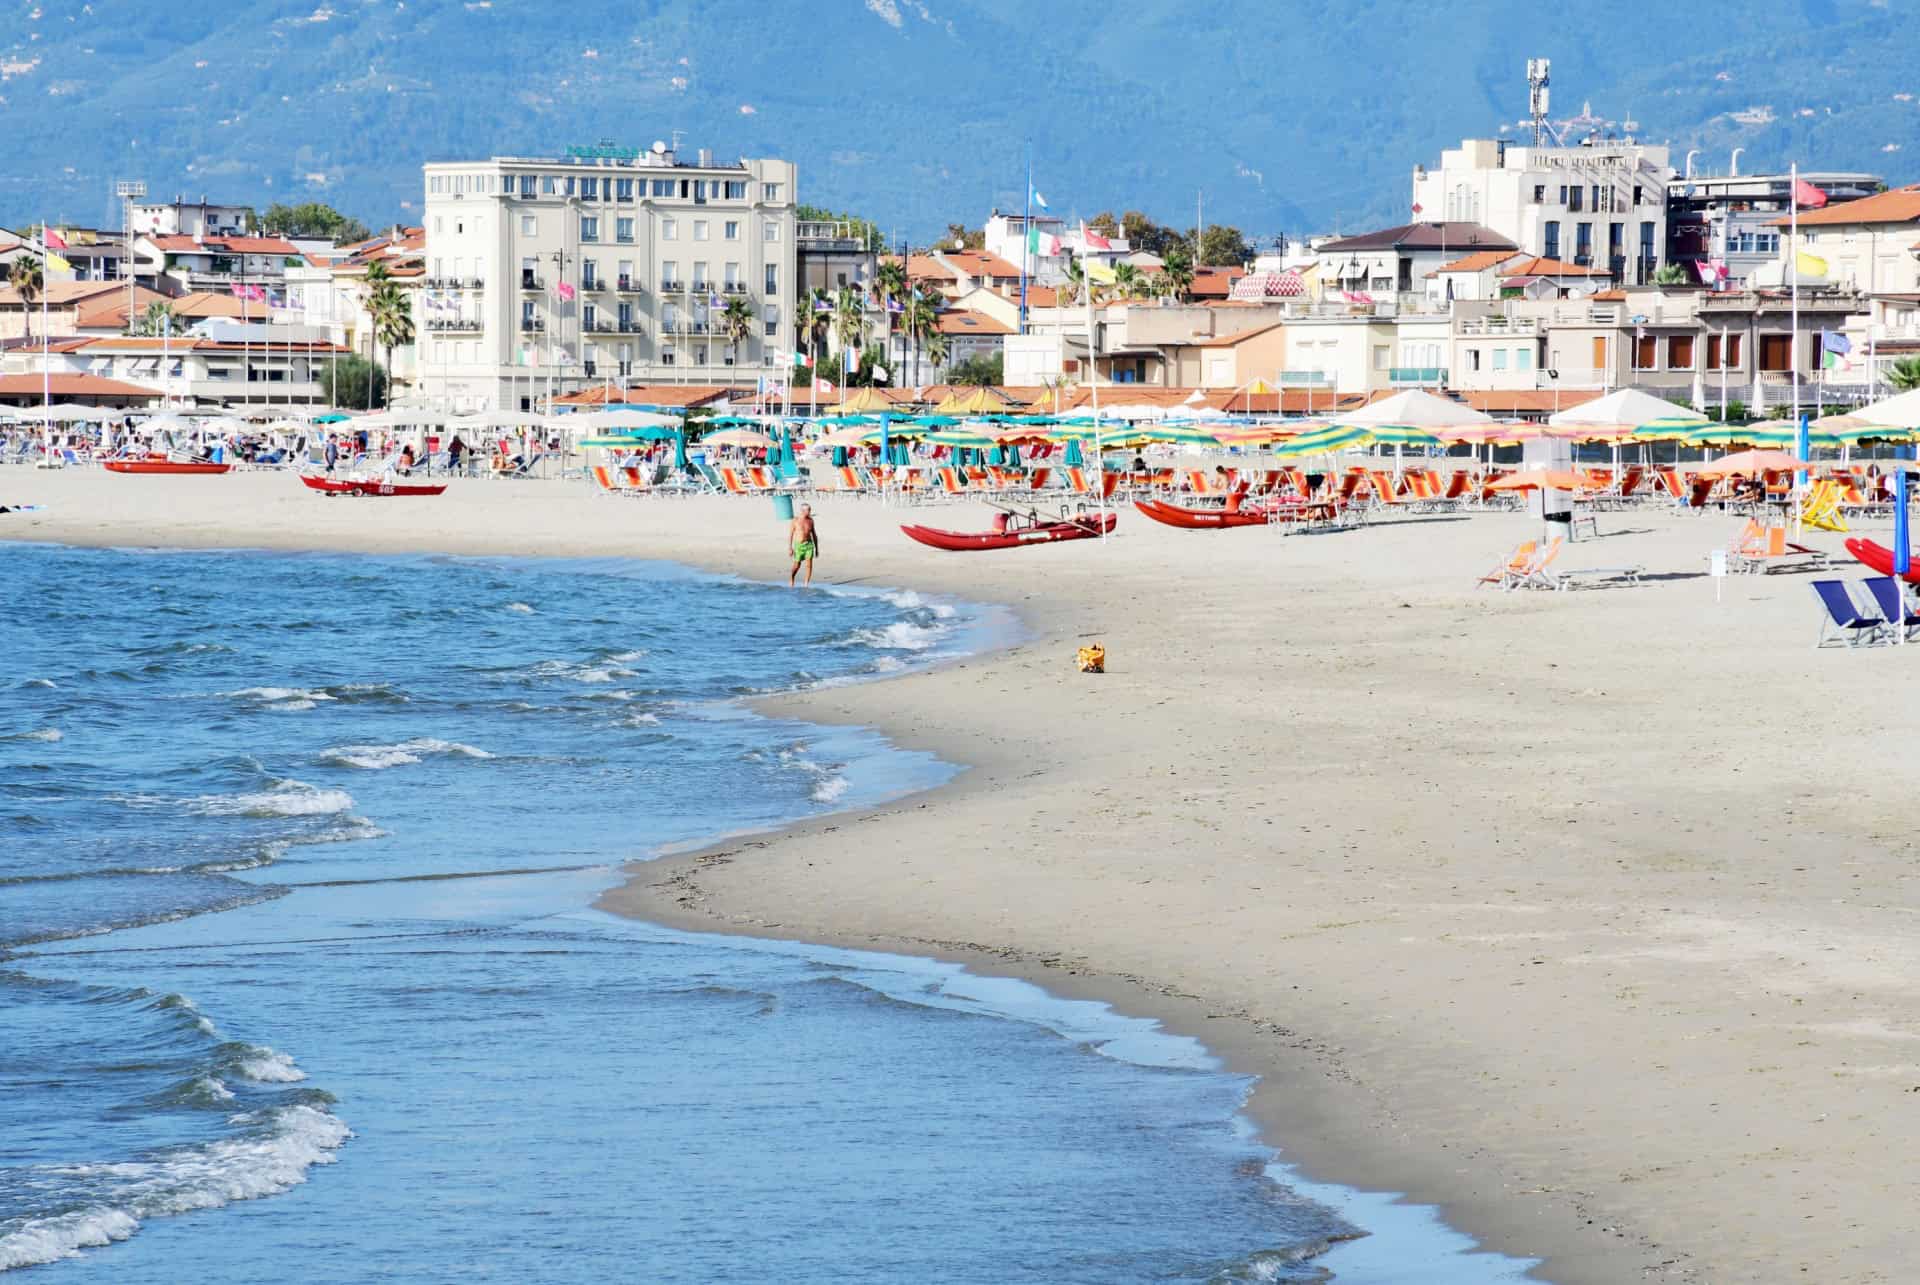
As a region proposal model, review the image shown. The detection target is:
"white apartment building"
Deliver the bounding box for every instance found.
[130,197,253,239]
[417,143,796,410]
[1412,138,1673,285]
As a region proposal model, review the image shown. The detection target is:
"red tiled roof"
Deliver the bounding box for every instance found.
[934,309,1014,336]
[940,250,1022,279]
[0,280,131,308]
[0,373,161,399]
[1768,184,1920,227]
[147,234,302,255]
[1437,249,1521,273]
[1457,389,1605,413]
[1190,268,1248,299]
[552,384,735,408]
[1500,255,1610,277]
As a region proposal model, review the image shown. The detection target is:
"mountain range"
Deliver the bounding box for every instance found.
[6,0,1920,247]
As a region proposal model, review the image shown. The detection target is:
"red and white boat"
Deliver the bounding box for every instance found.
[103,459,233,476]
[1132,498,1269,530]
[1845,537,1920,584]
[299,475,448,498]
[900,510,1116,552]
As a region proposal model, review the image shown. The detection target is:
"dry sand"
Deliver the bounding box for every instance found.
[8,466,1920,1283]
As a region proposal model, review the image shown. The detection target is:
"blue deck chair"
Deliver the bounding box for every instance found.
[1861,576,1920,643]
[694,459,725,493]
[1811,580,1888,648]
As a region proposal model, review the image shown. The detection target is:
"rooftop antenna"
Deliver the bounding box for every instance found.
[1527,58,1552,146]
[670,129,686,153]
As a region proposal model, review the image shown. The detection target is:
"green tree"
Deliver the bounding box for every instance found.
[1159,242,1196,301]
[902,284,940,387]
[947,352,1002,386]
[1109,262,1145,301]
[796,286,832,366]
[1190,225,1252,267]
[720,294,755,363]
[260,202,373,244]
[1889,356,1920,393]
[876,257,907,372]
[355,261,395,408]
[1087,211,1120,239]
[832,285,869,366]
[922,330,950,377]
[1120,211,1178,256]
[943,222,984,251]
[1651,263,1690,286]
[369,279,414,407]
[9,253,44,344]
[132,300,177,337]
[1061,257,1087,305]
[317,353,387,408]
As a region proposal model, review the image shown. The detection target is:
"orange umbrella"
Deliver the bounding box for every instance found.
[1695,449,1803,478]
[1485,468,1584,492]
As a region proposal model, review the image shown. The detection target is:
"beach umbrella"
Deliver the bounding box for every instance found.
[1140,424,1224,448]
[815,425,874,448]
[1063,437,1085,468]
[1485,468,1584,492]
[778,422,796,469]
[1331,389,1493,431]
[932,386,1015,416]
[1850,388,1920,439]
[673,429,688,472]
[924,427,997,449]
[1895,469,1912,647]
[1695,449,1804,478]
[701,427,775,449]
[1553,390,1705,436]
[826,387,897,415]
[453,409,546,430]
[992,424,1055,445]
[564,409,680,433]
[1271,423,1373,459]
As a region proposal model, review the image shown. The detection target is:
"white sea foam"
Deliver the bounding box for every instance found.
[319,738,493,770]
[232,1046,307,1084]
[188,1075,236,1103]
[194,780,355,818]
[506,601,535,614]
[529,659,638,685]
[606,648,648,663]
[839,620,943,652]
[810,774,850,803]
[7,727,62,742]
[0,1105,350,1271]
[870,656,908,674]
[618,711,662,727]
[266,699,316,712]
[223,687,335,704]
[21,678,57,689]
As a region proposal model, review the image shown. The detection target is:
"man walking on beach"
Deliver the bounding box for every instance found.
[788,503,819,587]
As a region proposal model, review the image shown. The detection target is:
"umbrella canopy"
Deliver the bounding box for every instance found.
[991,424,1057,445]
[932,386,1015,416]
[1896,470,1912,580]
[1485,468,1584,492]
[1062,437,1085,468]
[1366,424,1444,448]
[451,410,547,430]
[825,388,899,414]
[347,408,448,429]
[1695,449,1804,478]
[924,428,998,449]
[1633,414,1713,441]
[813,425,875,448]
[1442,423,1540,445]
[1138,424,1224,448]
[1271,424,1374,458]
[1550,388,1706,436]
[1852,387,1920,432]
[701,428,775,449]
[1331,388,1493,430]
[15,403,105,423]
[576,431,677,448]
[561,410,681,433]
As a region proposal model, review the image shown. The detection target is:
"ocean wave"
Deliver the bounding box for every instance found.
[506,602,535,614]
[3,728,62,742]
[528,659,639,685]
[221,1043,308,1084]
[318,738,493,771]
[834,620,944,652]
[326,683,412,706]
[222,687,336,705]
[605,648,648,663]
[20,678,57,689]
[774,746,851,805]
[0,1104,351,1272]
[193,780,355,819]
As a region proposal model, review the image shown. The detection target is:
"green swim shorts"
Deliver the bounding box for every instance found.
[793,540,817,561]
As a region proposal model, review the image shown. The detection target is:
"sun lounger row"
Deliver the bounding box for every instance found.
[1813,577,1920,648]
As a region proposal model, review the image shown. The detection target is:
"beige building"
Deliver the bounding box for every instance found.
[418,144,796,411]
[1761,183,1920,296]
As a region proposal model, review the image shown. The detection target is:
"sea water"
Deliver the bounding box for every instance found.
[0,544,1533,1282]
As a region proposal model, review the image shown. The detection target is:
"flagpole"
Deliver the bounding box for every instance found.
[38,221,50,447]
[1020,142,1032,336]
[1791,161,1806,535]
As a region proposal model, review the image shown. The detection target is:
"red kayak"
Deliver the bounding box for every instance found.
[1845,537,1920,584]
[103,460,233,476]
[1133,498,1269,530]
[901,512,1116,552]
[300,475,448,498]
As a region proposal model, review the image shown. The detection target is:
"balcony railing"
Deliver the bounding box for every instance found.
[520,317,546,332]
[581,278,607,292]
[1389,367,1447,386]
[616,276,641,293]
[427,317,481,332]
[660,280,683,292]
[721,282,749,295]
[520,274,543,290]
[618,321,644,334]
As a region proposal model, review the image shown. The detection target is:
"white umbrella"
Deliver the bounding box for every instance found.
[1331,388,1494,429]
[345,408,449,429]
[1546,387,1695,430]
[452,409,548,430]
[1851,387,1920,431]
[18,404,105,423]
[558,410,681,433]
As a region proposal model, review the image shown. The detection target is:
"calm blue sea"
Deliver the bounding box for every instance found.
[0,544,1533,1282]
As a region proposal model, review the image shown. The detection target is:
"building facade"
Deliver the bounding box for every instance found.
[130,197,253,240]
[417,144,796,411]
[1666,171,1882,287]
[1412,138,1673,285]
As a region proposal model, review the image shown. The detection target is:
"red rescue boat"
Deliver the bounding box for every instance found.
[299,475,448,498]
[102,459,233,476]
[901,510,1116,552]
[1845,537,1920,584]
[1132,498,1269,530]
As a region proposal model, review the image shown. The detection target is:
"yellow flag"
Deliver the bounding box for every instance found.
[45,252,71,273]
[1795,251,1828,277]
[1084,260,1117,285]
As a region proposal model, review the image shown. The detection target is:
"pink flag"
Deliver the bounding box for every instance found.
[43,227,68,250]
[1080,221,1112,252]
[1792,178,1829,210]
[556,282,576,301]
[230,283,248,299]
[248,285,267,302]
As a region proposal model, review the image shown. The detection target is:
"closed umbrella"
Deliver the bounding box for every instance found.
[673,428,688,473]
[1063,437,1085,468]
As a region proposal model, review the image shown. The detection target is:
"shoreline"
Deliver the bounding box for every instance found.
[11,469,1920,1282]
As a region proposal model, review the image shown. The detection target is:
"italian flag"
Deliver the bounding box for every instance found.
[1028,226,1060,256]
[794,350,812,368]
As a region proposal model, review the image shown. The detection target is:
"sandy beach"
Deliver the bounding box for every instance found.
[8,466,1919,1283]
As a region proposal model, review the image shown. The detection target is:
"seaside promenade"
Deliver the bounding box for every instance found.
[8,468,1919,1283]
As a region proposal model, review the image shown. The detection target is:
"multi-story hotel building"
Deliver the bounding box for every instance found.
[417,142,796,410]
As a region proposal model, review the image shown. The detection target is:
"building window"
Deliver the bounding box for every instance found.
[1639,222,1656,264]
[581,177,600,200]
[1632,184,1644,206]
[615,178,634,201]
[1591,336,1609,369]
[583,303,598,330]
[1466,348,1481,372]
[764,263,778,295]
[519,175,536,197]
[1759,333,1793,371]
[521,215,537,237]
[581,216,599,242]
[617,259,634,287]
[582,259,598,289]
[1609,222,1624,261]
[725,181,747,199]
[1543,221,1560,261]
[762,183,783,201]
[1515,347,1533,371]
[724,220,740,240]
[1532,184,1546,204]
[616,217,634,243]
[662,261,679,290]
[542,176,557,194]
[694,220,710,241]
[651,179,674,197]
[763,222,780,242]
[1707,334,1743,369]
[693,261,709,290]
[764,303,779,337]
[662,218,678,240]
[1667,335,1695,370]
[1371,344,1389,370]
[1492,348,1509,371]
[1575,223,1592,265]
[1633,336,1657,370]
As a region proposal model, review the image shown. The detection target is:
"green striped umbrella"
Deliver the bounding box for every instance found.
[1361,424,1443,449]
[1631,413,1711,441]
[923,427,997,449]
[1140,424,1225,448]
[1272,424,1374,458]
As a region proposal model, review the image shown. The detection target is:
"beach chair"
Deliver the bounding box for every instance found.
[1478,540,1538,589]
[590,465,627,495]
[937,467,969,498]
[1366,471,1404,511]
[1801,479,1848,533]
[1508,537,1565,590]
[1862,577,1920,642]
[1615,467,1644,506]
[1732,524,1828,575]
[1185,470,1212,496]
[1812,580,1889,648]
[1027,467,1053,493]
[715,467,752,496]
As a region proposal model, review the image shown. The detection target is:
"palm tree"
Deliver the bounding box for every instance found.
[9,253,44,345]
[1159,243,1196,302]
[369,280,414,409]
[875,258,907,373]
[356,260,394,409]
[133,300,177,337]
[922,330,950,379]
[720,295,754,366]
[1062,257,1087,306]
[1651,263,1690,287]
[902,285,940,387]
[832,285,868,382]
[1110,262,1143,302]
[1890,356,1920,393]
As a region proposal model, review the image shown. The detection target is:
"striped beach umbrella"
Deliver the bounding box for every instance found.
[923,427,997,449]
[1631,414,1712,441]
[1272,424,1374,458]
[1363,424,1443,448]
[1140,424,1225,448]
